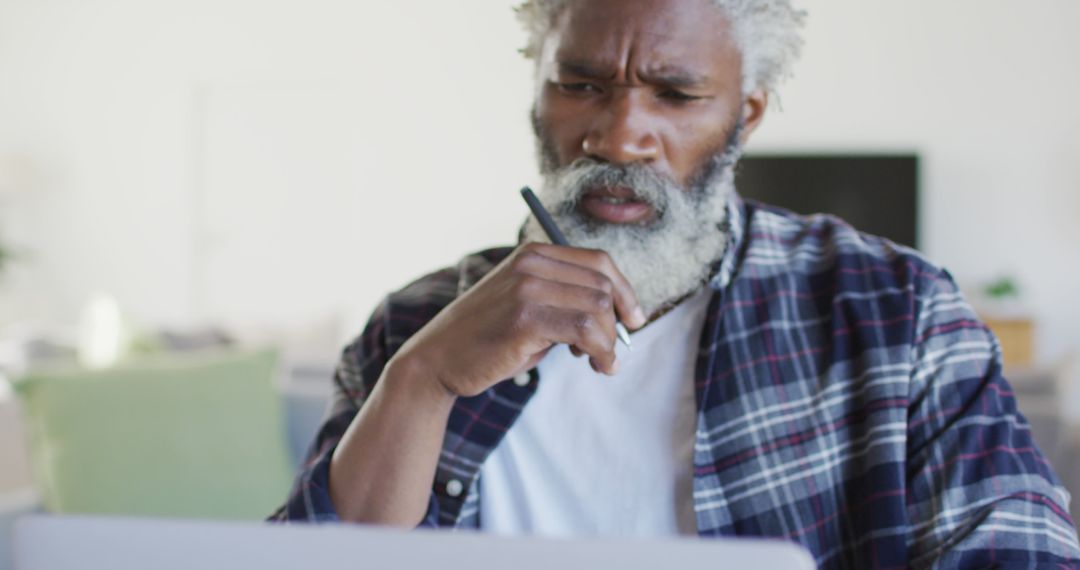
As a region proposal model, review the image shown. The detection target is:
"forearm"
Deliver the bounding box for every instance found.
[328,354,456,527]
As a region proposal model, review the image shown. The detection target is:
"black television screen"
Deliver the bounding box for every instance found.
[735,154,919,249]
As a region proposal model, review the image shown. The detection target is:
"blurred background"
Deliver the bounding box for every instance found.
[1,0,1079,564]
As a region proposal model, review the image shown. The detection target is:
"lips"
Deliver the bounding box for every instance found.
[579,186,654,224]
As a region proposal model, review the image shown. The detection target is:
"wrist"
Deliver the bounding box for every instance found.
[382,351,458,409]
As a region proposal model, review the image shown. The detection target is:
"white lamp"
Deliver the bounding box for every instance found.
[77,294,131,369]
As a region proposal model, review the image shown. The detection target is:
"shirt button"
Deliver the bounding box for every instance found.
[513,372,530,387]
[446,479,464,497]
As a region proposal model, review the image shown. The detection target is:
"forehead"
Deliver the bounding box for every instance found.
[548,0,740,78]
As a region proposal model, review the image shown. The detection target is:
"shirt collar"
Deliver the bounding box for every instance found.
[707,192,747,292]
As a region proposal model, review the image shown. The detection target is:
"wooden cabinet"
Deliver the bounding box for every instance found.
[984,317,1035,369]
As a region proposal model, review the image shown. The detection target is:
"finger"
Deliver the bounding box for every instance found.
[589,355,620,375]
[531,306,617,375]
[516,243,647,329]
[510,346,554,379]
[513,276,618,364]
[513,274,619,328]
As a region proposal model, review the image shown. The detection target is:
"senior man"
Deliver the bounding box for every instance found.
[273,0,1080,567]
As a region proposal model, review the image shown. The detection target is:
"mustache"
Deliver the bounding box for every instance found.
[550,159,678,216]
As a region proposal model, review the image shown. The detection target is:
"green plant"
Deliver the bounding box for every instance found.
[984,277,1019,300]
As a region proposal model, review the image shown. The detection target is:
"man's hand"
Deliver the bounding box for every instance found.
[392,242,647,398]
[328,242,646,525]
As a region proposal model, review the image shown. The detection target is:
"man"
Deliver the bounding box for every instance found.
[273,0,1080,566]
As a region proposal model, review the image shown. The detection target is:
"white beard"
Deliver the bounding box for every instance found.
[522,151,740,319]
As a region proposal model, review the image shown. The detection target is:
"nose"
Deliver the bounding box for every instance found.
[581,87,660,165]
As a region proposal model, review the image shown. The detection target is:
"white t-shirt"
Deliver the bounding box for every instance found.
[478,287,713,537]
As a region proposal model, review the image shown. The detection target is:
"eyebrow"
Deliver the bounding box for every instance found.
[557,60,616,80]
[640,66,710,89]
[556,60,709,88]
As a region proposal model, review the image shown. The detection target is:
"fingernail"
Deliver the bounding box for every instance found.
[610,359,621,375]
[632,308,647,328]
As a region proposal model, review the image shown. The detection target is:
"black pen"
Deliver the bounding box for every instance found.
[520,186,633,349]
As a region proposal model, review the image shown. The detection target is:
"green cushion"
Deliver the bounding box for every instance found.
[14,349,293,520]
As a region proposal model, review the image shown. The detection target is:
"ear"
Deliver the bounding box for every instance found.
[738,88,768,145]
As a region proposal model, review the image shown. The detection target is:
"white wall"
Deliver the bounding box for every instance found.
[0,0,538,349]
[1,0,1077,363]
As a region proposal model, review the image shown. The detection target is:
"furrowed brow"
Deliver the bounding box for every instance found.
[641,67,710,89]
[557,60,616,80]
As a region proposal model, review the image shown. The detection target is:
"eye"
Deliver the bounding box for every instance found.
[556,82,602,96]
[659,89,704,103]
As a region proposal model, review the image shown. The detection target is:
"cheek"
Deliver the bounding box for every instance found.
[656,99,743,183]
[536,89,589,161]
[663,114,734,184]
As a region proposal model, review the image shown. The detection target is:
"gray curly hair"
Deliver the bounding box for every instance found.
[515,0,806,96]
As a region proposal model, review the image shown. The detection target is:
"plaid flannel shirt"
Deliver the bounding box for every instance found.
[272,196,1080,569]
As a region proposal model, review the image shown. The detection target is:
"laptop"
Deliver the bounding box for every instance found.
[13,515,816,570]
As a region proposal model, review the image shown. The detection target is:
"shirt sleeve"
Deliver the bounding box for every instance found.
[267,300,441,527]
[905,269,1080,568]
